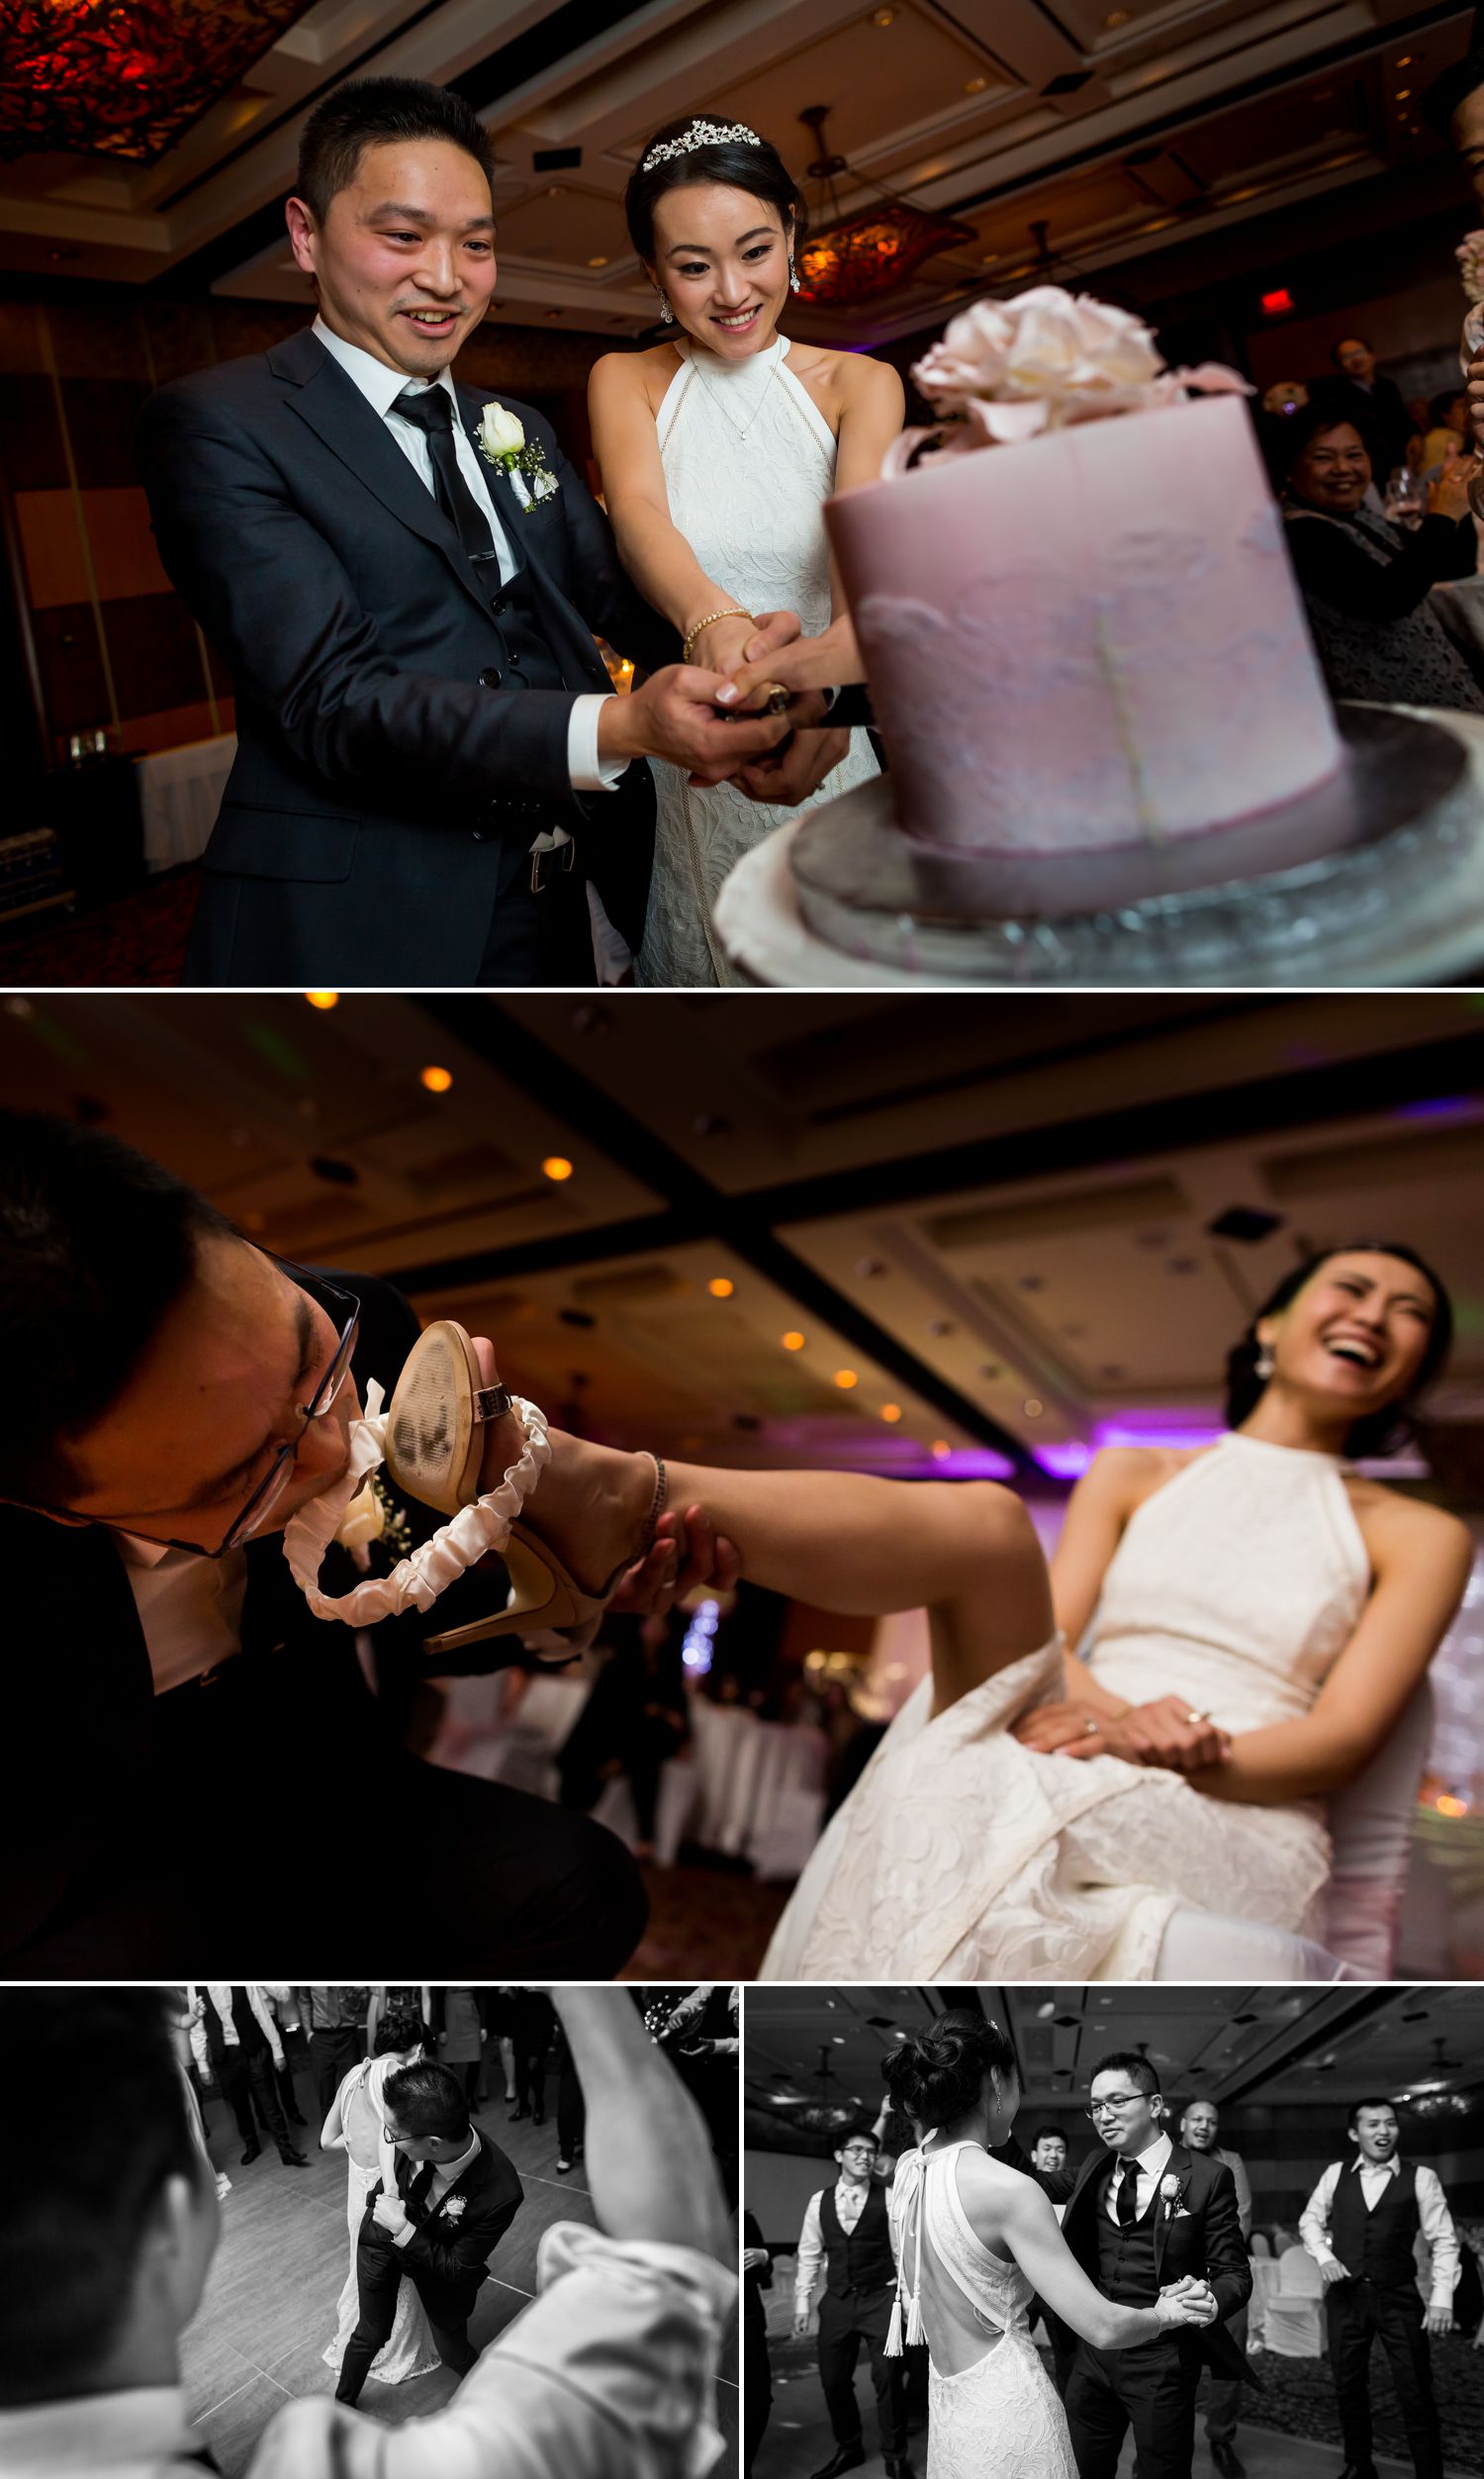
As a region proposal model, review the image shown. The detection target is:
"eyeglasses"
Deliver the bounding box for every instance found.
[56,1252,360,1559]
[1084,2092,1154,2121]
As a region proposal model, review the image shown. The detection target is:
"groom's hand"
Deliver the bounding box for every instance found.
[598,666,791,785]
[735,713,852,808]
[372,2193,409,2236]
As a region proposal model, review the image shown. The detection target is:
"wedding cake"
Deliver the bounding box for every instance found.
[821,288,1345,914]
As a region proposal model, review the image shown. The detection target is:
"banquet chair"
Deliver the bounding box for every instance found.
[1261,2244,1325,2357]
[1251,2233,1272,2258]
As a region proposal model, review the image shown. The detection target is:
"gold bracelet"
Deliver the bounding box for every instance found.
[683,607,754,663]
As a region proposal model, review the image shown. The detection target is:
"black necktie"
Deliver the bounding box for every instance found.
[1117,2165,1140,2227]
[393,384,498,564]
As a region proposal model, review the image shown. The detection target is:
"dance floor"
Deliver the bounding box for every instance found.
[757,2328,1474,2479]
[624,1855,788,1980]
[182,2053,739,2476]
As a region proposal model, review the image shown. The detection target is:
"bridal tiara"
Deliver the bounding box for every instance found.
[641,119,763,169]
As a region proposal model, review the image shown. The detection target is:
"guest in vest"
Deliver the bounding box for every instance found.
[792,2128,912,2479]
[1299,2097,1461,2479]
[1180,2100,1252,2478]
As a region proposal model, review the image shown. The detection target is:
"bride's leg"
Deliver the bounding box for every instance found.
[473,1340,1053,1716]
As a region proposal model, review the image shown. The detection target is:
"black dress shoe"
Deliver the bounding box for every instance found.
[279,2148,310,2167]
[287,2109,308,2127]
[532,2106,546,2126]
[1210,2444,1246,2478]
[239,2141,261,2165]
[509,2105,529,2121]
[884,2458,915,2479]
[809,2446,865,2479]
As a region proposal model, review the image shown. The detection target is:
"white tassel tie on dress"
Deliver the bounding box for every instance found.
[281,1378,550,1625]
[885,2145,930,2356]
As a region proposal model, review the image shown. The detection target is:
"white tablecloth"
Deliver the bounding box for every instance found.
[136,732,236,873]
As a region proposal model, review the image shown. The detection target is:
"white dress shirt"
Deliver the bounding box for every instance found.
[1210,2145,1253,2241]
[388,2128,482,2251]
[0,2235,735,2479]
[311,318,623,801]
[794,2178,892,2317]
[1299,2155,1461,2312]
[1106,2131,1173,2225]
[118,1533,248,1695]
[0,2384,211,2476]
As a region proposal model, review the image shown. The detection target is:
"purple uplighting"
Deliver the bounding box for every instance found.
[1033,1441,1093,1480]
[1391,1096,1477,1122]
[1093,1419,1226,1453]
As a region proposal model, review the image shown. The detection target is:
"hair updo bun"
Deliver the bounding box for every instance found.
[881,2010,1016,2128]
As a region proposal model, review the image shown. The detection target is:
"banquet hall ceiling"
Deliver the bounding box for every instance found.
[3,990,1480,1481]
[743,1983,1484,2134]
[0,1,1475,345]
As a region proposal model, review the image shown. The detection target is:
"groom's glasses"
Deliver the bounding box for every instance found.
[1084,2093,1153,2120]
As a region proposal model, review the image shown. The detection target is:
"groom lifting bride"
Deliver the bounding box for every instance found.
[137,75,843,988]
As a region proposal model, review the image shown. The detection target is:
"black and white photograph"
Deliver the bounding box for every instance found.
[0,1982,739,2477]
[744,1984,1483,2479]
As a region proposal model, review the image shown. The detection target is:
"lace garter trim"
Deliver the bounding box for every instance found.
[281,1378,550,1626]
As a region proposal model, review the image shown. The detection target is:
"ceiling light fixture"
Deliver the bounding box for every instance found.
[834,1369,860,1388]
[792,102,974,306]
[782,1330,806,1351]
[707,1277,735,1297]
[542,1155,574,1181]
[419,1065,452,1093]
[304,991,338,1009]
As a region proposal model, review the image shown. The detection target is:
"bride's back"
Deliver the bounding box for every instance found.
[341,2057,388,2172]
[893,2142,1035,2377]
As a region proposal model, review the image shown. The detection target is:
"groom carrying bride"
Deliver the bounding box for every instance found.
[1036,2053,1254,2479]
[138,77,841,988]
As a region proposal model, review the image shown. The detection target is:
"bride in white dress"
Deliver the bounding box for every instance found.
[759,1242,1468,1980]
[459,1243,1466,1982]
[321,2007,439,2385]
[590,115,901,986]
[881,2013,1210,2479]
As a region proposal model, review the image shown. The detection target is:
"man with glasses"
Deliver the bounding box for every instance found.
[793,2129,912,2479]
[334,2056,523,2407]
[1040,2053,1252,2479]
[0,1110,718,1973]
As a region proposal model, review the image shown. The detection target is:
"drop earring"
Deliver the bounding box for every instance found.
[656,286,675,324]
[1255,1345,1275,1381]
[788,249,801,295]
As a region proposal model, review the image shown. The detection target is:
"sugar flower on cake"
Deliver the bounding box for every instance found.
[907,283,1248,447]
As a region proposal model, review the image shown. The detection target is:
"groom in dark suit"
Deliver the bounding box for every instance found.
[1021,2052,1252,2479]
[0,1110,717,1974]
[135,76,833,989]
[335,2058,523,2404]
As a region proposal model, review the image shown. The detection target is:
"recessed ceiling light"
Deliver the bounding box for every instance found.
[1023,1396,1044,1417]
[873,5,896,22]
[965,75,987,93]
[981,251,1000,264]
[542,1155,574,1181]
[1105,8,1131,24]
[881,1402,902,1422]
[782,1330,805,1351]
[419,1065,452,1093]
[834,1370,859,1389]
[707,1277,734,1297]
[304,991,338,1009]
[589,253,609,267]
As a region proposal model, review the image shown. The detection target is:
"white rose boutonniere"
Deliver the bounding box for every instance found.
[442,2194,467,2221]
[334,1474,411,1571]
[476,400,561,511]
[1159,2173,1181,2207]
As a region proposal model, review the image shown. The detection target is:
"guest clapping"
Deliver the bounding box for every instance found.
[1278,406,1484,711]
[1300,2097,1461,2479]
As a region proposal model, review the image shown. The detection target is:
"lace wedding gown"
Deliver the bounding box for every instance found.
[891,2142,1076,2479]
[635,337,880,987]
[762,1433,1369,1981]
[323,2055,439,2384]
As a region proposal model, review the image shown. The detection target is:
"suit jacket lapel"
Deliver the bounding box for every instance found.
[1154,2141,1191,2275]
[272,334,497,625]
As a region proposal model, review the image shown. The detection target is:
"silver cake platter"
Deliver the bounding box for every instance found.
[713,705,1484,989]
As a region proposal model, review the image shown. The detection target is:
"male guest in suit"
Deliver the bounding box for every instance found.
[194,1985,309,2171]
[793,2129,912,2479]
[1180,2098,1252,2477]
[0,1111,722,1973]
[335,2058,522,2404]
[136,77,845,989]
[1050,2052,1251,2479]
[1300,2096,1460,2479]
[1024,2124,1078,2397]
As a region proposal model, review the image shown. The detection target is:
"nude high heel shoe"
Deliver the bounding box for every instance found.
[383,1318,665,1654]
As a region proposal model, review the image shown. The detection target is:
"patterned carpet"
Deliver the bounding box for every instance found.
[0,865,196,985]
[622,1858,788,1981]
[1245,2336,1480,2467]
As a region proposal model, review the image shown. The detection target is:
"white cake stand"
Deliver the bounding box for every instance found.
[713,705,1484,989]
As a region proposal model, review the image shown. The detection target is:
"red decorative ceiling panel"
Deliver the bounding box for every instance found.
[0,2,316,165]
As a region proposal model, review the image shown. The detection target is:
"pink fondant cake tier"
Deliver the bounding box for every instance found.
[825,392,1344,900]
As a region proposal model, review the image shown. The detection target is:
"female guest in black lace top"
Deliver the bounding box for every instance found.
[1277,402,1484,710]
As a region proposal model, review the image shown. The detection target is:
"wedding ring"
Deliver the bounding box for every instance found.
[763,687,790,715]
[1185,1708,1212,1727]
[1083,1715,1099,1735]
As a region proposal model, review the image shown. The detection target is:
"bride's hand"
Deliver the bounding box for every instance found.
[715,613,865,706]
[687,613,764,693]
[1156,2278,1217,2328]
[1091,1698,1232,1773]
[1012,1698,1127,1755]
